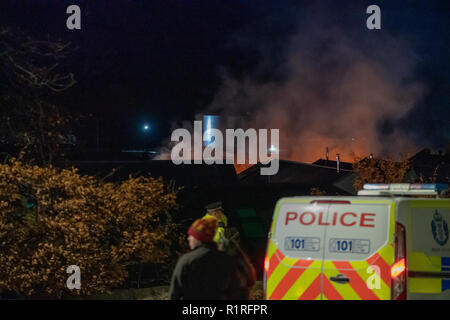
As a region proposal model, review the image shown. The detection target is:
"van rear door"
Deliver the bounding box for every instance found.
[400,199,450,299]
[266,198,327,300]
[320,199,395,300]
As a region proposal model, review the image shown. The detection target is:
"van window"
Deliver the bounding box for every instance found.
[273,202,328,261]
[323,203,390,262]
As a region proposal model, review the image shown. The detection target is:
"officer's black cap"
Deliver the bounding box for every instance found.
[205,201,223,211]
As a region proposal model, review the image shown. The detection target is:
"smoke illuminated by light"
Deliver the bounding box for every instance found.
[206,26,424,163]
[269,145,279,154]
[203,115,219,146]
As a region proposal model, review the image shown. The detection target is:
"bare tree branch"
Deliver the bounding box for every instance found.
[0,27,77,93]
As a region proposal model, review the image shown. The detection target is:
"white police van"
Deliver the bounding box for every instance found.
[264,183,450,300]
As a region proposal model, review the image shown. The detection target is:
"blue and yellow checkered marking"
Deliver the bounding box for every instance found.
[442,257,450,292]
[442,257,450,272]
[409,256,450,293]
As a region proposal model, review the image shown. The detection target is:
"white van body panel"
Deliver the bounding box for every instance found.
[266,196,450,300]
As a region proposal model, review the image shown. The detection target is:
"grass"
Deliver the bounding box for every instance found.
[87,281,264,300]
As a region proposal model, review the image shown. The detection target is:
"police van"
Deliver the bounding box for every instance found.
[263,183,450,300]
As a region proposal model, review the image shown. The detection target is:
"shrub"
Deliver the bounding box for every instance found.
[0,159,180,298]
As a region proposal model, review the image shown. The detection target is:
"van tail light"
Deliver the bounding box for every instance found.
[391,259,406,278]
[263,235,271,300]
[391,222,407,300]
[263,256,269,300]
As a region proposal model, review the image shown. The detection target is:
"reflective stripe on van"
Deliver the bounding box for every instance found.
[265,197,395,300]
[409,256,450,293]
[265,239,394,300]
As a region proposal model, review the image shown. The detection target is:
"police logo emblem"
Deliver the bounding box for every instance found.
[431,210,449,246]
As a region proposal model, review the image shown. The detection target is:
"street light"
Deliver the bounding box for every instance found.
[142,123,151,151]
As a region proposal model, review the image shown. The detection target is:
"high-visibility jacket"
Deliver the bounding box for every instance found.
[203,212,228,243]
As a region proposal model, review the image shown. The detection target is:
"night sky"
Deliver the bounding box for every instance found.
[1,0,450,155]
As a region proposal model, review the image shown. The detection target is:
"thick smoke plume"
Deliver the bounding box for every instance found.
[207,26,425,163]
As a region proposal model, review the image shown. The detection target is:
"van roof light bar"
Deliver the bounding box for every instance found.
[358,183,448,196]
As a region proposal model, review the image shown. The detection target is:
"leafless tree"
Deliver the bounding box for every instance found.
[0,27,76,92]
[0,27,77,165]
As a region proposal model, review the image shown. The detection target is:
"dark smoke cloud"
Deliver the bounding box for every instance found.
[207,20,426,163]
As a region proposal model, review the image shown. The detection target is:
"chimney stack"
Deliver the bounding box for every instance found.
[326,147,329,161]
[336,153,340,173]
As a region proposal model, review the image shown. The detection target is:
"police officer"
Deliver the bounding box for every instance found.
[201,202,254,299]
[202,201,228,244]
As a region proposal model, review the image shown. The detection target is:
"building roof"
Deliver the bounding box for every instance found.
[408,148,450,183]
[312,159,353,171]
[72,159,238,188]
[237,159,354,194]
